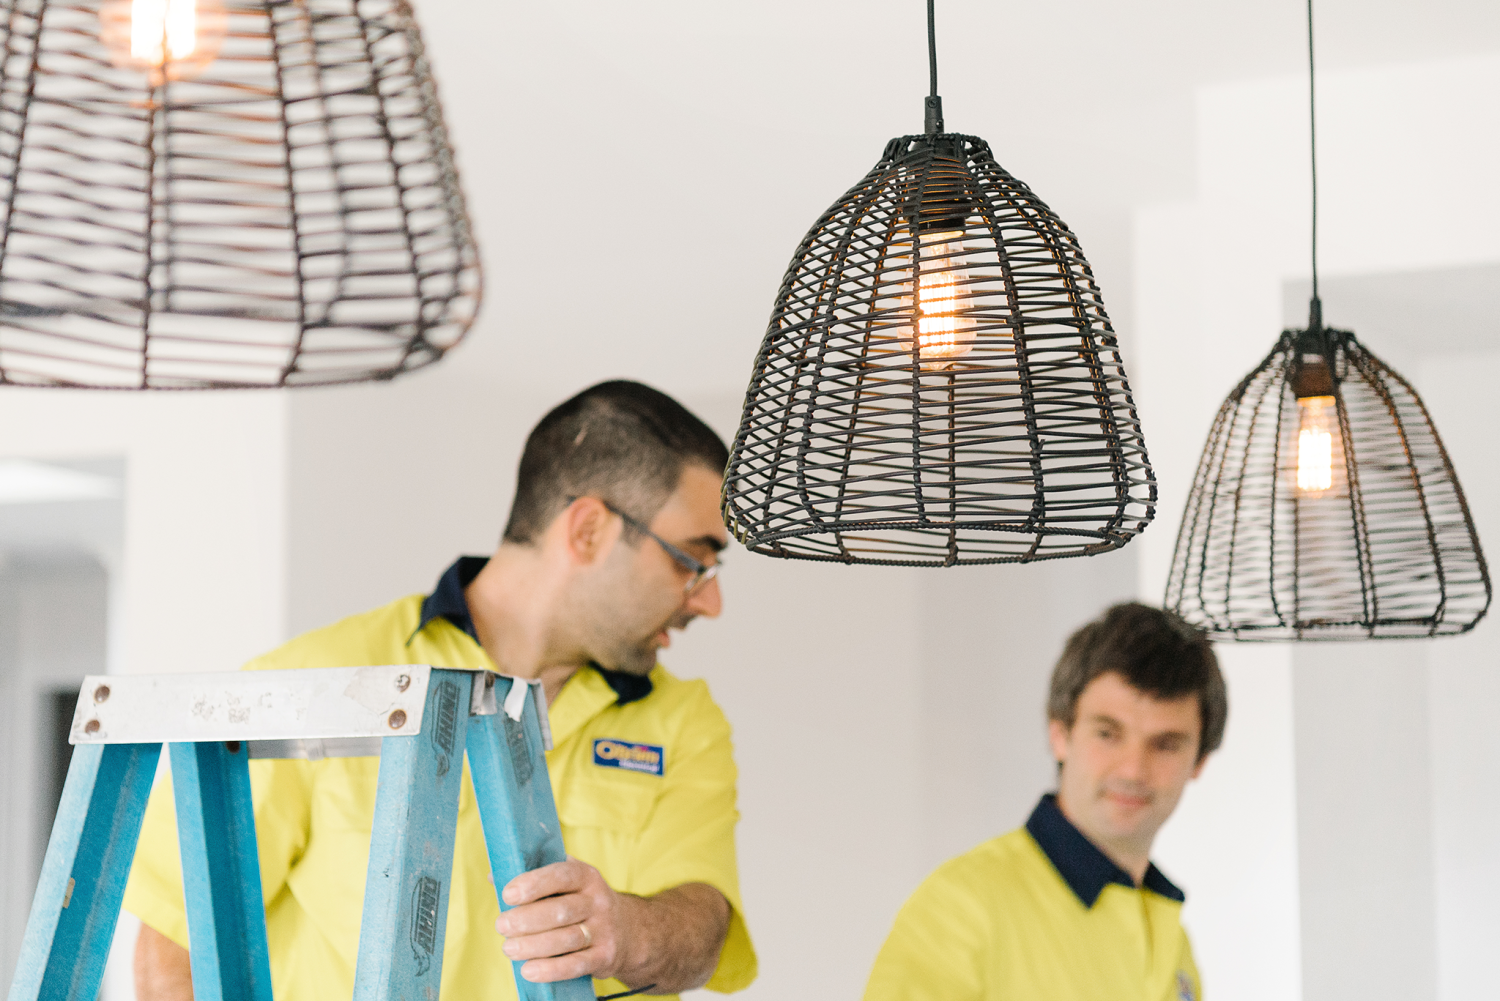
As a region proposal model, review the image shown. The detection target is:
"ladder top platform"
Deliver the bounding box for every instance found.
[68,666,547,760]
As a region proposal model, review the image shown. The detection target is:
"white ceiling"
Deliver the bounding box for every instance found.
[377,2,1500,397]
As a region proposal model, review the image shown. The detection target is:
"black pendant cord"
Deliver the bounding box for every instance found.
[927,0,938,96]
[924,0,944,133]
[1307,0,1322,328]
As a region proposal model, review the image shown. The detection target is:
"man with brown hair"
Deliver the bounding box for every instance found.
[864,602,1226,1001]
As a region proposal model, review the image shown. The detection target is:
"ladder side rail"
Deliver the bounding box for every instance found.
[466,679,592,1001]
[8,742,162,1001]
[169,741,274,1001]
[351,669,471,1001]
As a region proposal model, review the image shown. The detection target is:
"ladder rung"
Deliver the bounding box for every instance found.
[247,736,385,759]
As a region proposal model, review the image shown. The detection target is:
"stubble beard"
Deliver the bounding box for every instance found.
[607,638,658,677]
[597,610,695,677]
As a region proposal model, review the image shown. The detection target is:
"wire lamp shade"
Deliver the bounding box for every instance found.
[1167,0,1490,639]
[1165,315,1490,639]
[0,0,479,388]
[721,132,1155,566]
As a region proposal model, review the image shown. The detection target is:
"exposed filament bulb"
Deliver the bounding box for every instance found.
[905,228,976,369]
[135,0,196,63]
[1296,394,1338,494]
[100,0,225,84]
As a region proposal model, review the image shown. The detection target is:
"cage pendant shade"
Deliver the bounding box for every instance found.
[723,134,1156,566]
[0,0,480,389]
[1165,323,1491,638]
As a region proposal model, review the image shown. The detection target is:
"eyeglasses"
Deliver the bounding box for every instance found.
[571,497,722,595]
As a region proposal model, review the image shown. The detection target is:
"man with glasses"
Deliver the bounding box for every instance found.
[126,381,755,1001]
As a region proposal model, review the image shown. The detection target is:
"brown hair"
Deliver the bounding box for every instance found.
[1047,602,1227,761]
[502,381,728,545]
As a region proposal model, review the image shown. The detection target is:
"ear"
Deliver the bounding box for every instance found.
[1047,718,1071,766]
[1190,752,1211,781]
[560,497,619,566]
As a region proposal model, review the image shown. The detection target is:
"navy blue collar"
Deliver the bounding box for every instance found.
[414,556,654,706]
[1025,793,1185,908]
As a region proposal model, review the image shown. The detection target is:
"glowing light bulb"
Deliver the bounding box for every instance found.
[100,0,225,84]
[894,227,976,369]
[1295,394,1338,494]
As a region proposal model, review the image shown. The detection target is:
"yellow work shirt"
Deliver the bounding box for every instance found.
[864,795,1201,1001]
[123,576,756,1001]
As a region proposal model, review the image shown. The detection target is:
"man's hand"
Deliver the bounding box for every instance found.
[494,858,730,994]
[135,924,194,1001]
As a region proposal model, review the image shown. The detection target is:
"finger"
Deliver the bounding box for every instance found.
[502,859,587,906]
[494,894,590,937]
[500,924,593,962]
[518,949,602,985]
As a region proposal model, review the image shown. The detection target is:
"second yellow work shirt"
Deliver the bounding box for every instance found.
[864,794,1200,1001]
[123,565,757,1001]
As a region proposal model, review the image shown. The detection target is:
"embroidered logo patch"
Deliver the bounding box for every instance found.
[593,739,664,776]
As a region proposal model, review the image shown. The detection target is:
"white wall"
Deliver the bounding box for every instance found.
[1137,54,1500,1001]
[1151,646,1303,1001]
[1421,347,1500,1001]
[0,391,287,676]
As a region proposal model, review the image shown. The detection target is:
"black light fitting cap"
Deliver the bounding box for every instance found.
[896,133,977,232]
[1292,298,1334,355]
[1290,298,1343,398]
[911,199,973,234]
[924,95,944,134]
[1291,355,1335,398]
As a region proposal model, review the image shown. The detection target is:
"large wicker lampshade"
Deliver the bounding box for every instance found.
[1164,1,1490,638]
[721,4,1155,567]
[0,0,479,389]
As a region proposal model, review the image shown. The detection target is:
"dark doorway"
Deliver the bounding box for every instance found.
[37,686,80,875]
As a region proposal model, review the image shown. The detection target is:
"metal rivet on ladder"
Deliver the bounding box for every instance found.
[93,685,110,703]
[388,710,407,730]
[83,720,100,734]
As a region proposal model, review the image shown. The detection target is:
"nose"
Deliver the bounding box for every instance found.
[685,575,723,619]
[1116,739,1149,783]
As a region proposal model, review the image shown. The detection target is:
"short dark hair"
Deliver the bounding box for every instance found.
[1047,602,1227,761]
[502,380,729,545]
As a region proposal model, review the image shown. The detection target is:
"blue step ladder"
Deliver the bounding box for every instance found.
[5,665,596,1001]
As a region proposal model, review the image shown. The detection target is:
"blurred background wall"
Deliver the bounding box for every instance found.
[1,3,1496,999]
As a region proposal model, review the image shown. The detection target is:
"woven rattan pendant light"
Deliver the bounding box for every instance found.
[722,1,1154,567]
[1164,0,1491,639]
[0,0,479,388]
